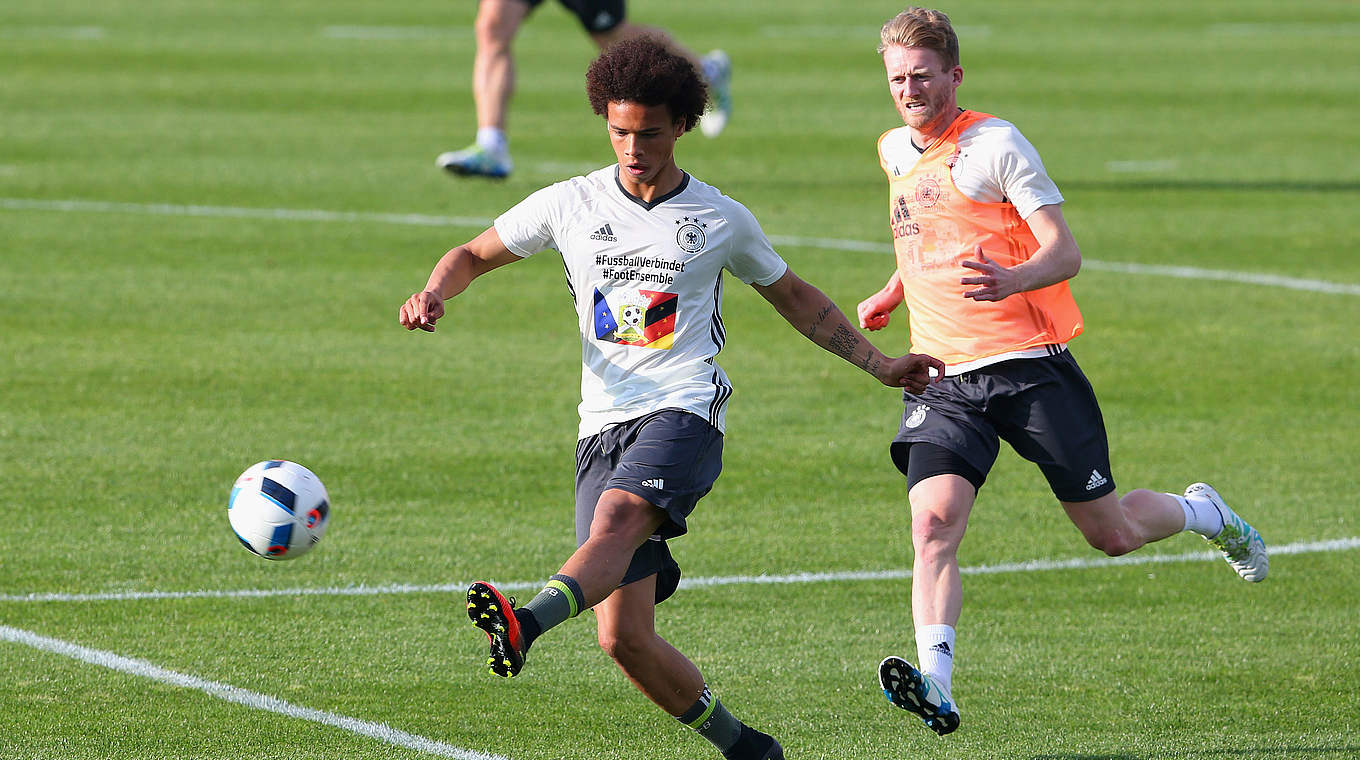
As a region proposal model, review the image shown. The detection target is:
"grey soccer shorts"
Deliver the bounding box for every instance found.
[575,409,723,603]
[890,349,1117,503]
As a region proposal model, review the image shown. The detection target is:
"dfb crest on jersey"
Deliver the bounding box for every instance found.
[915,177,942,208]
[675,216,707,253]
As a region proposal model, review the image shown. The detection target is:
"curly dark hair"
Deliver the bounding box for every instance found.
[585,36,708,133]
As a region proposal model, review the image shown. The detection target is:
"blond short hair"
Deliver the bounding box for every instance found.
[878,7,960,69]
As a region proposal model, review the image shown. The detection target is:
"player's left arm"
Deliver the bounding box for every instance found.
[960,204,1082,302]
[753,269,943,392]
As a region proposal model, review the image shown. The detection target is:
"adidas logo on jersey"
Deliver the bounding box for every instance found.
[590,223,618,242]
[1086,470,1109,490]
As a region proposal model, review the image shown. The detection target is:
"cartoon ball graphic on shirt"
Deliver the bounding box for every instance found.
[619,303,645,328]
[616,302,646,341]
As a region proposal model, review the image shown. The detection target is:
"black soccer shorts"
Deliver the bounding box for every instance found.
[519,0,626,33]
[574,409,723,603]
[890,349,1118,503]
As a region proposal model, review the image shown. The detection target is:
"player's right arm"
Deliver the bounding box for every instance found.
[399,226,522,332]
[857,270,904,331]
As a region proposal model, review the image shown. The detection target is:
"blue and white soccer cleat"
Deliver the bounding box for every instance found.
[698,50,732,138]
[436,144,513,179]
[879,656,960,736]
[1186,482,1268,582]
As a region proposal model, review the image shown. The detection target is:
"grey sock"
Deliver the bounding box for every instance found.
[678,685,743,752]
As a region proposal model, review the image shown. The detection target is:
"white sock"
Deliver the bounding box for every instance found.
[915,624,955,695]
[475,127,507,155]
[1174,494,1224,537]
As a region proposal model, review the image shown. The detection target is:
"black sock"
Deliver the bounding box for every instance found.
[513,607,542,651]
[722,726,779,760]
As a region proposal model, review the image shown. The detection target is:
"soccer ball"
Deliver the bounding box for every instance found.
[228,460,330,560]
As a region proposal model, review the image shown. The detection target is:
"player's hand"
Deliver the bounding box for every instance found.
[878,352,945,393]
[961,246,1024,301]
[857,292,899,331]
[399,290,445,332]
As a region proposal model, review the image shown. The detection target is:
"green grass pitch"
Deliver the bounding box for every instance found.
[2,0,1358,758]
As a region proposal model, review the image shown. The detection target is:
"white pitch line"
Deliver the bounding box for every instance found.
[1079,259,1360,296]
[0,624,509,760]
[321,26,471,40]
[3,196,1356,296]
[0,196,490,229]
[2,537,1354,605]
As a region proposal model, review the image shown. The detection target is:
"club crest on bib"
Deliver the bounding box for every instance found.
[674,216,707,253]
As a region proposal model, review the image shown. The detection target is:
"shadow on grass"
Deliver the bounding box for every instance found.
[1031,746,1360,760]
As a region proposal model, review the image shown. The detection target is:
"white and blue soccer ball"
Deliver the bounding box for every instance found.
[228,460,330,560]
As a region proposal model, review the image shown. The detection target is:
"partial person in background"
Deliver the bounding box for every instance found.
[437,0,732,178]
[858,6,1269,737]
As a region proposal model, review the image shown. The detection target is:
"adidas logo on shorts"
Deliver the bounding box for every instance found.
[1085,470,1109,491]
[641,478,665,490]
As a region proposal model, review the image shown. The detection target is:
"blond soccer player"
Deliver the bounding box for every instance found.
[859,7,1268,736]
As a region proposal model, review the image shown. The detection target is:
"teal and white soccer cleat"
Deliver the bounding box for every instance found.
[436,145,513,179]
[699,50,732,138]
[1186,482,1268,582]
[879,656,960,736]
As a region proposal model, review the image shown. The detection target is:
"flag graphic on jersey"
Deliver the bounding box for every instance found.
[593,288,677,349]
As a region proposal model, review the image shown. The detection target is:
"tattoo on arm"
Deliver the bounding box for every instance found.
[827,324,860,360]
[805,302,833,340]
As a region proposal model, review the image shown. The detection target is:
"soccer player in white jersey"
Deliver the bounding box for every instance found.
[401,36,944,760]
[856,7,1269,737]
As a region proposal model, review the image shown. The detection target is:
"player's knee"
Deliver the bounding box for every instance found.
[474,7,517,48]
[1082,527,1139,557]
[596,627,649,665]
[910,509,965,556]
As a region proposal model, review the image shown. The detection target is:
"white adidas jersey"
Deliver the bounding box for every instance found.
[879,115,1063,218]
[494,166,789,438]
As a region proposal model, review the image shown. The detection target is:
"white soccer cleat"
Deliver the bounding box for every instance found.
[879,656,960,736]
[698,50,732,138]
[1186,482,1268,582]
